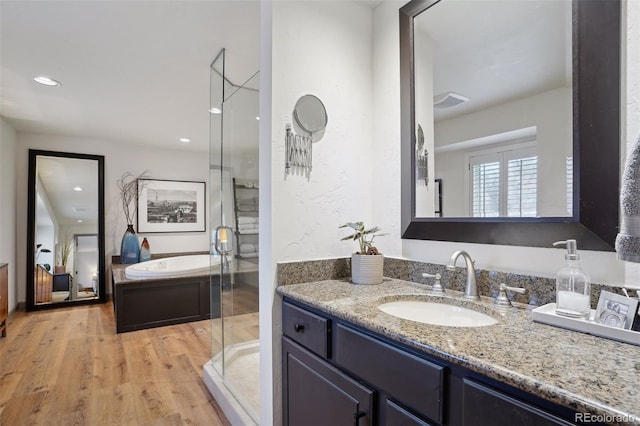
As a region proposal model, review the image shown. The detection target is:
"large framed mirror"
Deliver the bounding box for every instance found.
[26,150,106,310]
[400,0,620,250]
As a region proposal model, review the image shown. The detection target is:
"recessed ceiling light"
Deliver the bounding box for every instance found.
[73,186,83,191]
[179,137,191,143]
[208,107,222,114]
[77,219,83,223]
[255,116,260,121]
[33,76,61,87]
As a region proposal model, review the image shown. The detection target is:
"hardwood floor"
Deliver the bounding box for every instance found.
[0,302,232,426]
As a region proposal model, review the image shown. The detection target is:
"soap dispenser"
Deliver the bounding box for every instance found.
[553,240,591,319]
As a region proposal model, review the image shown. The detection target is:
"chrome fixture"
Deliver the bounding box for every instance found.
[446,250,479,300]
[214,225,233,269]
[285,124,312,175]
[493,283,526,308]
[422,272,444,294]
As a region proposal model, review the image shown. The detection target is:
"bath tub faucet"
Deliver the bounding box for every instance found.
[446,250,479,300]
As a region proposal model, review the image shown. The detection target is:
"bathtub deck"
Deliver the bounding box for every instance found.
[111,260,258,333]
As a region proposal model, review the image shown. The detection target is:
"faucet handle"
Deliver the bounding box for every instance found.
[493,283,526,307]
[422,272,444,294]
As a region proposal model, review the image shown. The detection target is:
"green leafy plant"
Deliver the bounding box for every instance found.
[35,244,52,271]
[339,222,386,255]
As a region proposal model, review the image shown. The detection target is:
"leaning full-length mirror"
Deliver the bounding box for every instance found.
[400,0,620,250]
[27,150,106,310]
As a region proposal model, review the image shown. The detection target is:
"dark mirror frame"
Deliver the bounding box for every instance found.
[26,149,106,311]
[400,0,620,251]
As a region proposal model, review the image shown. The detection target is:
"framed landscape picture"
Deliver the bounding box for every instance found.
[137,179,206,233]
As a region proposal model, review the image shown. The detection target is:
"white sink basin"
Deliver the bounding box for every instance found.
[378,300,498,327]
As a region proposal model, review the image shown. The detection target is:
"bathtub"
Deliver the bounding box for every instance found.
[124,254,221,280]
[117,254,225,333]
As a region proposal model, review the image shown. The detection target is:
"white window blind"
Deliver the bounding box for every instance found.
[471,160,500,217]
[506,155,537,217]
[566,156,573,216]
[469,145,537,217]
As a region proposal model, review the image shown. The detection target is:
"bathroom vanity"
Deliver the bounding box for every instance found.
[278,279,640,426]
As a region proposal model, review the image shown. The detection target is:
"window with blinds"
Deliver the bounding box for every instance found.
[566,156,573,216]
[471,160,500,217]
[469,145,537,217]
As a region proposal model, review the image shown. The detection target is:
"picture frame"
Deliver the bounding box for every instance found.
[594,290,639,330]
[137,179,206,233]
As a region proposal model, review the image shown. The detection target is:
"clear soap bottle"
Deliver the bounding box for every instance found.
[553,240,591,319]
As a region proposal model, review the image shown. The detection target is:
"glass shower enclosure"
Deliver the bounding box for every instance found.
[203,49,260,425]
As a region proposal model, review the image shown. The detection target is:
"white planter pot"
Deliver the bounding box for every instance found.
[351,254,384,285]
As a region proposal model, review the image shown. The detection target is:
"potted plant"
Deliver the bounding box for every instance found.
[116,171,149,264]
[339,222,386,285]
[55,233,73,274]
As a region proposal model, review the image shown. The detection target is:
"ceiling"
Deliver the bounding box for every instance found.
[36,155,99,227]
[415,0,571,122]
[0,0,260,153]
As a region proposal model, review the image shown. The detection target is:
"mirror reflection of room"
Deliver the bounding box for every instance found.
[414,0,572,218]
[33,155,100,305]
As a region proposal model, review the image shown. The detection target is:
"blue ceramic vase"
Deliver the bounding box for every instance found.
[120,224,140,264]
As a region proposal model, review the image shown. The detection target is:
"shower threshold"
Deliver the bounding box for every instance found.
[204,340,260,425]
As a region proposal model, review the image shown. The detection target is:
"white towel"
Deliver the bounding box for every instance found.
[240,243,256,254]
[616,132,640,263]
[238,226,259,234]
[237,197,257,205]
[237,216,258,225]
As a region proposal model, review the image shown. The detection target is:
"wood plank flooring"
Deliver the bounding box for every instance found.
[0,301,237,425]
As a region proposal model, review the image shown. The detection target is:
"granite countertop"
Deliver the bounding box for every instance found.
[112,258,258,285]
[277,278,640,425]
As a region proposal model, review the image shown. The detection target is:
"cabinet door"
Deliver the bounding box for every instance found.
[283,337,374,426]
[461,379,574,426]
[386,400,433,426]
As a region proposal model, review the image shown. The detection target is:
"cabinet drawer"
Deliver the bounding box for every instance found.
[335,324,444,424]
[461,379,574,426]
[282,301,330,358]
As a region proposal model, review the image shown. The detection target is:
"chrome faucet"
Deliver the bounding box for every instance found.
[446,250,479,300]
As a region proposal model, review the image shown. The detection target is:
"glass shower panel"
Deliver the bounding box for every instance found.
[220,70,260,423]
[209,49,225,379]
[208,47,260,424]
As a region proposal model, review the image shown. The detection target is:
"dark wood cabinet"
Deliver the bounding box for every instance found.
[283,337,374,426]
[0,263,8,337]
[282,298,580,426]
[460,379,574,426]
[335,324,444,424]
[385,400,433,426]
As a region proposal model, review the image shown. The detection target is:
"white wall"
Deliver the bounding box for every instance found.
[264,1,375,423]
[270,2,375,262]
[434,87,572,217]
[372,0,404,257]
[414,26,436,217]
[0,117,17,312]
[16,133,210,302]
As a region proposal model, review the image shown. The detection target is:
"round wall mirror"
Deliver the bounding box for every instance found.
[293,94,328,135]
